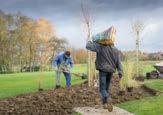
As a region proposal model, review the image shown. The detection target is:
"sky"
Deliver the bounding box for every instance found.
[0,0,163,52]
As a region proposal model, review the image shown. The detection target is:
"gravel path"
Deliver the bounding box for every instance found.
[74,106,133,115]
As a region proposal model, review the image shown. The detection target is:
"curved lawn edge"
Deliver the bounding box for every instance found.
[117,79,163,115]
[144,79,163,93]
[116,95,163,115]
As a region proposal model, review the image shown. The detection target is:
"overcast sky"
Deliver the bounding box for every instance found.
[0,0,163,52]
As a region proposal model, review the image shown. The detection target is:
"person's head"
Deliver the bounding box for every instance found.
[64,51,71,58]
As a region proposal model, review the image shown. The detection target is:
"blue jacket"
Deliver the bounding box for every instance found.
[53,52,74,68]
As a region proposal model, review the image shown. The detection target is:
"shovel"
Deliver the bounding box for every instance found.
[55,69,87,79]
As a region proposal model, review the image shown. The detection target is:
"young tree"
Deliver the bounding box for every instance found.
[35,18,55,90]
[35,18,54,70]
[131,20,145,77]
[81,0,96,86]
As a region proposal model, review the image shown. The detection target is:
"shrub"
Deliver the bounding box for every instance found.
[120,56,138,91]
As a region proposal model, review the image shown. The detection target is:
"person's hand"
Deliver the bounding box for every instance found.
[64,67,72,73]
[69,68,73,73]
[118,73,122,79]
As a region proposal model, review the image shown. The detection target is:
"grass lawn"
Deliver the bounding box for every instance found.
[0,61,161,114]
[0,64,86,99]
[144,79,163,92]
[140,61,158,76]
[121,61,157,76]
[117,95,163,115]
[117,78,163,115]
[0,61,158,99]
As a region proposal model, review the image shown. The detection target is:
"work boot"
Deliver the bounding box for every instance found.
[102,97,108,109]
[107,101,113,112]
[103,103,108,109]
[55,85,61,89]
[102,99,113,112]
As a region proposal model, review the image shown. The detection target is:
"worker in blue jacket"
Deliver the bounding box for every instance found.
[53,51,74,88]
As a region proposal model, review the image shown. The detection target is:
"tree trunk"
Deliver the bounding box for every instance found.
[29,41,32,72]
[136,31,139,78]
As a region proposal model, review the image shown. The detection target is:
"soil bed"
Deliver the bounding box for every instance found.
[0,77,156,115]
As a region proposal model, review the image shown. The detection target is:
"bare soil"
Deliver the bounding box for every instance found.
[0,77,156,115]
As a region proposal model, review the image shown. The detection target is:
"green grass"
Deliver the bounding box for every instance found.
[0,61,158,99]
[144,79,163,92]
[140,61,158,76]
[0,61,162,115]
[117,75,163,115]
[0,64,86,99]
[121,61,157,76]
[117,95,163,115]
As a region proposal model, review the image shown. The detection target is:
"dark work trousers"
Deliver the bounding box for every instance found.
[99,71,113,104]
[63,72,71,88]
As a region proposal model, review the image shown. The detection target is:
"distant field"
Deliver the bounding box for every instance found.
[0,64,86,99]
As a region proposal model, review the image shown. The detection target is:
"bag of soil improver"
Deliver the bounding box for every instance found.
[92,26,116,45]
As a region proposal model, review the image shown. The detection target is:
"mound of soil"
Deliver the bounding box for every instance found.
[134,76,145,81]
[0,77,155,115]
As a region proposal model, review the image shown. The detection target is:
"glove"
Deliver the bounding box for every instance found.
[64,67,72,73]
[118,73,122,79]
[69,68,73,73]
